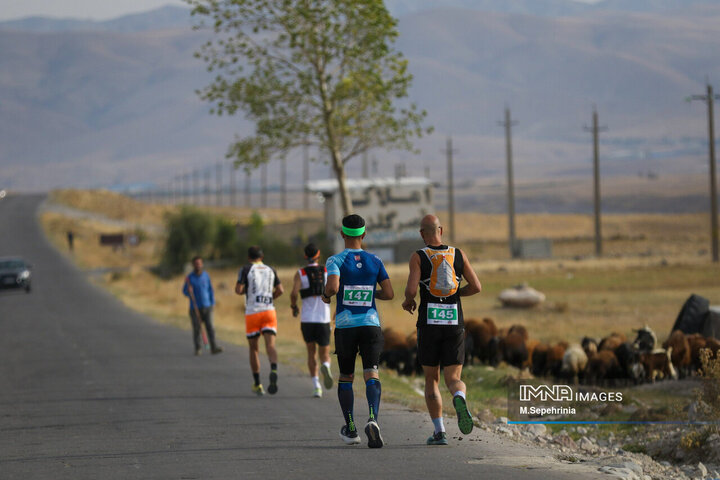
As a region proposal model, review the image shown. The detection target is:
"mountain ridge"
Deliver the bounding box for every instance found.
[0,4,719,196]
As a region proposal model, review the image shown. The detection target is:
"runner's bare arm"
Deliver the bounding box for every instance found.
[322,275,339,304]
[290,271,301,316]
[235,282,245,295]
[273,283,284,299]
[458,249,482,297]
[376,278,394,301]
[402,252,421,313]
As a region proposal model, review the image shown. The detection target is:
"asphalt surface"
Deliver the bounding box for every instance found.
[0,194,606,479]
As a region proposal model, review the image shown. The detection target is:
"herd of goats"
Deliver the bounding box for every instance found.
[380,319,719,385]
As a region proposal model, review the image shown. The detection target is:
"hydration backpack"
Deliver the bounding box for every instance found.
[300,265,326,298]
[421,246,459,298]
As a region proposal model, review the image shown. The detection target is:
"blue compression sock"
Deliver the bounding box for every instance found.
[366,378,381,421]
[338,381,355,430]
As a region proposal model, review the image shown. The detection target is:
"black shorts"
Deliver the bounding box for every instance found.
[334,326,384,375]
[301,322,331,347]
[417,325,465,367]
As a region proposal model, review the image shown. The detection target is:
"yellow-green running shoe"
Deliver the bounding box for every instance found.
[453,395,473,434]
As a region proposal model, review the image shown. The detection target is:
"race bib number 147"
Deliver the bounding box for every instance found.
[343,285,373,307]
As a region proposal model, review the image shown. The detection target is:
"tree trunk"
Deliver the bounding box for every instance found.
[330,148,353,216]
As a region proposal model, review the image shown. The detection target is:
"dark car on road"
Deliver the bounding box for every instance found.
[0,257,32,293]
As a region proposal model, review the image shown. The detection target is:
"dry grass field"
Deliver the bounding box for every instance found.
[39,189,720,417]
[41,189,720,346]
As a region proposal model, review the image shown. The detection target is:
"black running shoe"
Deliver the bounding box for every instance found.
[364,419,384,448]
[453,395,473,435]
[268,370,278,395]
[340,425,361,445]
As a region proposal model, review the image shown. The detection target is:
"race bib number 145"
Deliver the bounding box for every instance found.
[343,285,373,307]
[427,303,458,325]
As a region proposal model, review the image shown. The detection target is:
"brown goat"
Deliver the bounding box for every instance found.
[662,330,691,378]
[640,348,676,382]
[705,337,720,355]
[464,317,498,364]
[508,324,529,342]
[585,350,621,385]
[599,332,626,352]
[687,334,707,373]
[544,342,568,378]
[499,331,528,369]
[380,328,414,375]
[582,337,599,358]
[531,343,549,376]
[524,338,540,369]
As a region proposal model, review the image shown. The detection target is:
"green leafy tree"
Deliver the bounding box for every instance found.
[187,0,431,215]
[161,206,215,274]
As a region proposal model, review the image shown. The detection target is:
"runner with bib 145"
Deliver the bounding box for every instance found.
[402,214,482,446]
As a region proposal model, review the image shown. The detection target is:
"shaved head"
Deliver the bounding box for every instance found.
[421,214,440,232]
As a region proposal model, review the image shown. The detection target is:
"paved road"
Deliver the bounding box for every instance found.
[0,194,605,479]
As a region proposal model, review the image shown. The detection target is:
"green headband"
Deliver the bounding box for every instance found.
[342,225,365,236]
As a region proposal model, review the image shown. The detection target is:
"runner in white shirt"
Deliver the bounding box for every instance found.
[290,243,334,398]
[235,246,283,395]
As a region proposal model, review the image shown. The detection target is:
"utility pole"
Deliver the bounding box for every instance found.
[261,163,268,208]
[689,83,720,263]
[182,172,189,205]
[362,152,369,179]
[499,107,518,258]
[443,137,457,243]
[584,106,608,257]
[193,169,199,206]
[230,162,236,208]
[303,144,310,210]
[216,161,222,207]
[245,170,251,207]
[204,168,211,207]
[281,157,287,209]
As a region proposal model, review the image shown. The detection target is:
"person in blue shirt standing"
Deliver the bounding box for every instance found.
[183,255,223,356]
[322,214,394,448]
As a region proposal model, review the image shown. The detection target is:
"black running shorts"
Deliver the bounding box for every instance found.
[417,325,465,367]
[300,322,331,347]
[334,326,384,375]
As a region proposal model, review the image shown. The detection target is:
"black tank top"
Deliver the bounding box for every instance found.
[416,245,465,328]
[300,265,326,298]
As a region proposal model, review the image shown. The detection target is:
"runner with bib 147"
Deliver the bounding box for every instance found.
[322,214,394,449]
[402,214,482,446]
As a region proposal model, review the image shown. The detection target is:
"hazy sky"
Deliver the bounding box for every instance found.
[1,0,186,21]
[1,0,600,21]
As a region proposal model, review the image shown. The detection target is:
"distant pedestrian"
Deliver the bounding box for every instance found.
[322,214,394,448]
[402,215,481,445]
[67,230,74,251]
[235,246,283,396]
[183,256,223,356]
[290,243,333,398]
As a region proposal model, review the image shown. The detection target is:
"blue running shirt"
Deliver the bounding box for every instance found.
[326,249,389,329]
